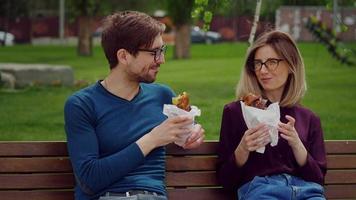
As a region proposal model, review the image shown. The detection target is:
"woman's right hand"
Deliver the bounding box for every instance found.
[240,123,271,152]
[234,123,270,166]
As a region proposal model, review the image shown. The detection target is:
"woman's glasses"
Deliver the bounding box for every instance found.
[251,58,284,72]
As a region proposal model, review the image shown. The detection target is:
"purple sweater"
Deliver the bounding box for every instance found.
[217,101,327,190]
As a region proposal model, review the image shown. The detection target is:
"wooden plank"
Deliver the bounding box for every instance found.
[325,170,356,184]
[325,141,356,154]
[0,142,68,157]
[165,170,356,187]
[0,140,354,156]
[166,171,218,187]
[166,142,218,155]
[166,140,356,155]
[0,190,74,200]
[166,155,356,172]
[327,155,356,169]
[0,158,72,173]
[166,156,217,171]
[325,185,356,199]
[0,174,75,189]
[0,186,353,200]
[167,188,234,200]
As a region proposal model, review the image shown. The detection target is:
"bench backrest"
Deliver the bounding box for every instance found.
[0,141,355,200]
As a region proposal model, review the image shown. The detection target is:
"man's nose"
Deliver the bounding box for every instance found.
[156,54,165,64]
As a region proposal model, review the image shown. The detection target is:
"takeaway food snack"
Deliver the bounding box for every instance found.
[240,93,279,153]
[172,92,191,111]
[163,92,201,146]
[242,93,267,110]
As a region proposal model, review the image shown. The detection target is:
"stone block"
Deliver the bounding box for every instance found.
[0,63,74,88]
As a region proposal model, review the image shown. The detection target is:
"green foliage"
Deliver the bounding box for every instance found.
[192,0,228,31]
[67,0,101,18]
[305,16,355,66]
[166,0,195,26]
[0,0,30,18]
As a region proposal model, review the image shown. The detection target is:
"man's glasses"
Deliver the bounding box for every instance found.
[137,45,167,62]
[251,58,284,72]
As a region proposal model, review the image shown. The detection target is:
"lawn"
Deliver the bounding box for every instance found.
[0,42,355,141]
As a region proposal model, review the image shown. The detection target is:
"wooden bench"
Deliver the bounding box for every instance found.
[0,140,355,200]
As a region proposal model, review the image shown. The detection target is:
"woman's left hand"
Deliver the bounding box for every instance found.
[278,115,302,149]
[278,115,308,166]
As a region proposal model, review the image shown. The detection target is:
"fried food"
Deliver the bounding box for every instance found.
[242,93,267,109]
[172,92,191,111]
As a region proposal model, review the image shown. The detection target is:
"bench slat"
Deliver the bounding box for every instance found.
[0,191,74,200]
[167,186,356,200]
[0,140,355,156]
[0,174,75,189]
[325,141,356,154]
[166,170,356,187]
[1,170,354,189]
[325,170,356,184]
[327,155,356,169]
[167,188,233,200]
[0,142,67,157]
[166,171,218,187]
[0,154,355,173]
[166,156,217,171]
[166,142,218,155]
[0,158,72,173]
[325,185,356,199]
[0,186,355,200]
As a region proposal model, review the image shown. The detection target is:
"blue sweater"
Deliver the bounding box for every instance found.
[64,81,175,200]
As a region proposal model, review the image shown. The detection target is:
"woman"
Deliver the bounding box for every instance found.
[217,30,326,200]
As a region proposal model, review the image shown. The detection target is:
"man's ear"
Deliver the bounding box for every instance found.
[116,49,131,65]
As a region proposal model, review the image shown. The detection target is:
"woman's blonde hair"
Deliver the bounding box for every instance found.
[236,30,306,107]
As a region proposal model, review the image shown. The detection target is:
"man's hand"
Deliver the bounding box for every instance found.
[183,123,205,149]
[137,116,193,156]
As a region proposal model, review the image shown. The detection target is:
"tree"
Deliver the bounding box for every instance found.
[67,0,165,57]
[165,0,195,59]
[248,0,263,46]
[67,0,101,56]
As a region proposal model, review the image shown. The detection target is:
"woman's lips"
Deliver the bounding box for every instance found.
[260,77,272,83]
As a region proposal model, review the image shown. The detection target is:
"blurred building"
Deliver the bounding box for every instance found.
[276,6,355,41]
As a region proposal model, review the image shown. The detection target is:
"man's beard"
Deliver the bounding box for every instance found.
[138,64,159,83]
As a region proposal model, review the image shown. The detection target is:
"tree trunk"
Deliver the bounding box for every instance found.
[248,0,263,47]
[77,16,93,56]
[174,24,191,59]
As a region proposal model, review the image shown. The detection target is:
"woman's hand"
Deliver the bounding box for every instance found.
[240,123,271,152]
[278,115,302,149]
[278,115,307,166]
[234,123,270,167]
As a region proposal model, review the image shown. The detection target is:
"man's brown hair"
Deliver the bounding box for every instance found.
[101,11,165,69]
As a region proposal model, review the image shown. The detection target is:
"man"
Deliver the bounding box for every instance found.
[64,11,205,200]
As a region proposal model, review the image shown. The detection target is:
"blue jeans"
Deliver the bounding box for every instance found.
[237,174,325,200]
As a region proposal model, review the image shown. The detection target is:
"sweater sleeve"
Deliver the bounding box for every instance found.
[217,104,245,190]
[297,115,327,185]
[64,95,145,195]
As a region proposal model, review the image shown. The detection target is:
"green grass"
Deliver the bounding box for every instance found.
[0,42,355,141]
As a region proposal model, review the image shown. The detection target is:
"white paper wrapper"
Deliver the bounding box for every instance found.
[163,104,201,146]
[241,101,280,153]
